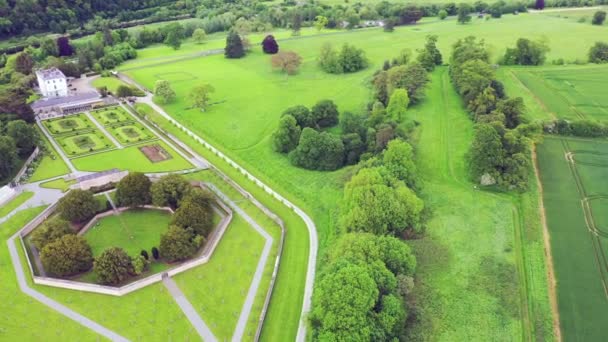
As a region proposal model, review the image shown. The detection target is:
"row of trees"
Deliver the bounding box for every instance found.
[449,36,540,190]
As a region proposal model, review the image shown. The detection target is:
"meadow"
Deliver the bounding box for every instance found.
[536,136,608,341]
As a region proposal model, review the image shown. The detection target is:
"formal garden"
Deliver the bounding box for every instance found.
[91,107,131,125]
[43,114,95,135]
[55,132,113,156]
[22,173,228,287]
[107,122,155,145]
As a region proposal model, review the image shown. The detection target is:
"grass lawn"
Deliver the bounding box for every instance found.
[91,106,131,125]
[43,114,95,135]
[0,191,33,218]
[537,136,608,341]
[0,207,101,341]
[56,132,113,156]
[91,77,130,94]
[107,122,155,145]
[28,127,71,182]
[39,178,75,192]
[72,140,193,173]
[84,209,172,257]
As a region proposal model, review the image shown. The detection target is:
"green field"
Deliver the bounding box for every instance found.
[91,106,131,125]
[56,132,113,156]
[502,65,608,121]
[39,178,75,192]
[91,77,130,94]
[43,115,95,135]
[537,136,608,341]
[0,192,33,218]
[83,209,172,257]
[72,141,192,173]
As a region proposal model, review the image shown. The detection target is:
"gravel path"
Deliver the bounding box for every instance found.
[162,275,218,342]
[84,111,123,149]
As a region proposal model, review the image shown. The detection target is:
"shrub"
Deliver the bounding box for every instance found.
[262,35,279,54]
[589,42,608,63]
[289,128,345,171]
[31,217,73,250]
[592,10,606,25]
[311,99,339,127]
[171,188,215,237]
[132,255,147,275]
[438,9,448,20]
[140,249,149,260]
[273,115,301,153]
[94,247,133,285]
[151,247,160,260]
[40,235,93,277]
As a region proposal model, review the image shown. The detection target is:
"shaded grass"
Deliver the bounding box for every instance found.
[72,140,193,173]
[0,191,33,218]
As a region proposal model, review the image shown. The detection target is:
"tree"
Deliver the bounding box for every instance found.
[132,255,147,275]
[40,235,93,277]
[56,36,73,56]
[386,89,410,122]
[15,52,34,75]
[262,35,279,54]
[342,133,366,165]
[6,120,38,155]
[340,167,424,235]
[271,51,302,75]
[154,80,176,104]
[282,105,314,128]
[151,247,160,260]
[225,31,245,59]
[318,43,342,74]
[291,11,303,35]
[273,115,301,153]
[339,44,368,73]
[383,18,395,32]
[399,5,424,24]
[438,9,448,20]
[502,38,549,65]
[314,16,328,32]
[151,174,191,208]
[116,172,151,208]
[384,63,429,104]
[311,99,339,127]
[535,0,545,10]
[164,30,182,50]
[589,41,608,63]
[189,83,215,111]
[94,247,133,285]
[417,35,442,71]
[382,139,418,189]
[115,85,134,98]
[31,217,73,250]
[171,190,214,237]
[140,250,149,260]
[469,123,504,184]
[457,4,472,24]
[160,226,201,262]
[192,28,207,44]
[57,189,99,223]
[0,136,17,179]
[592,11,606,25]
[289,128,345,171]
[41,38,59,58]
[496,97,524,129]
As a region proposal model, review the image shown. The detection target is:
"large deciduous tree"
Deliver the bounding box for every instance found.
[171,188,214,237]
[151,174,191,208]
[282,105,314,128]
[457,4,472,24]
[192,28,207,44]
[31,217,73,250]
[386,89,409,122]
[272,115,301,153]
[94,247,133,285]
[189,83,215,111]
[15,52,34,75]
[116,172,152,208]
[289,128,344,171]
[57,189,99,223]
[160,225,201,262]
[311,99,339,127]
[262,35,279,54]
[0,136,17,180]
[56,36,74,56]
[271,51,302,75]
[225,31,245,59]
[6,120,37,156]
[40,235,93,277]
[154,80,176,104]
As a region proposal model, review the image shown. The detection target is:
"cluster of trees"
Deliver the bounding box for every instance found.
[589,41,608,63]
[450,36,540,190]
[544,118,608,137]
[0,120,39,180]
[592,10,606,25]
[502,38,550,65]
[311,233,417,340]
[318,43,368,74]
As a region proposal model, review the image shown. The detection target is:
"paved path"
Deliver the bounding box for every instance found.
[36,121,78,174]
[7,233,129,341]
[129,90,318,342]
[205,183,273,342]
[84,111,123,149]
[162,275,217,342]
[0,177,65,225]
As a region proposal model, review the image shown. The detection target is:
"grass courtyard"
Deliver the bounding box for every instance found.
[91,106,131,125]
[43,115,95,135]
[83,209,172,257]
[107,122,155,145]
[91,77,130,94]
[56,132,113,156]
[537,136,608,341]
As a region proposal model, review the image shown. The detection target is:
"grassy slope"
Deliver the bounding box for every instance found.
[29,126,71,182]
[71,140,193,172]
[0,191,34,218]
[405,69,552,340]
[83,209,171,257]
[536,136,608,341]
[0,207,100,341]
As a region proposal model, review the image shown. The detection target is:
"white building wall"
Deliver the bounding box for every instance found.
[37,74,68,98]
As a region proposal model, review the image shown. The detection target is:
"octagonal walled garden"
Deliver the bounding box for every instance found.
[18,183,232,296]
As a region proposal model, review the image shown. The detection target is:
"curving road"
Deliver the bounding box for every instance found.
[128,88,318,342]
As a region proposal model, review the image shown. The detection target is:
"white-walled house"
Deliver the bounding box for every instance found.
[36,68,68,98]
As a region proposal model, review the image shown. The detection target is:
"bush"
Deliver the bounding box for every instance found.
[40,235,93,277]
[262,35,279,54]
[171,188,215,237]
[272,115,301,153]
[282,105,314,128]
[589,42,608,63]
[318,43,368,74]
[438,9,448,19]
[592,10,606,25]
[151,174,191,208]
[57,189,99,223]
[502,38,549,65]
[94,247,133,285]
[311,99,339,127]
[31,217,73,250]
[151,247,160,260]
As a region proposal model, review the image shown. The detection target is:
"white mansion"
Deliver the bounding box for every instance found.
[36,67,68,98]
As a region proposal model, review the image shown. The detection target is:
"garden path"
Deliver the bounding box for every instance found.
[162,275,218,342]
[84,111,123,149]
